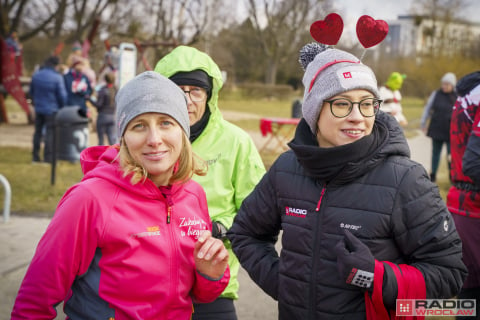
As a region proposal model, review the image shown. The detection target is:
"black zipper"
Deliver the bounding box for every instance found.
[308,183,327,318]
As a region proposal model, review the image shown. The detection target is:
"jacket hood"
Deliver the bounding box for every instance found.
[154,46,224,123]
[80,145,170,199]
[456,71,480,97]
[289,111,410,184]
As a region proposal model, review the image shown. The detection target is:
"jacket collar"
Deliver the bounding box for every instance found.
[288,112,409,185]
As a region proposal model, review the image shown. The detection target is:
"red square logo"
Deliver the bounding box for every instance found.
[396,300,414,316]
[343,72,352,78]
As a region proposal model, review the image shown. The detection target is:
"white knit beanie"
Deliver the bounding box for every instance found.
[299,43,380,134]
[115,71,189,140]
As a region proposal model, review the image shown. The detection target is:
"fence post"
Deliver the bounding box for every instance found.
[0,174,11,223]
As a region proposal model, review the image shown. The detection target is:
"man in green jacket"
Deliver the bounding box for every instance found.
[155,46,266,320]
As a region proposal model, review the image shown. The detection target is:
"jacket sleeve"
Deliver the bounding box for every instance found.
[227,165,281,300]
[29,76,35,104]
[192,266,231,303]
[390,163,467,300]
[220,136,265,229]
[420,91,436,129]
[88,88,106,109]
[190,185,230,303]
[462,110,480,184]
[11,184,102,319]
[56,75,68,108]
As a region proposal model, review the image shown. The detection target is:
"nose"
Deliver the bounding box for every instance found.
[146,127,163,146]
[184,92,194,105]
[347,103,364,121]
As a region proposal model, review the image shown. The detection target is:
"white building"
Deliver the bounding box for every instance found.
[380,15,480,58]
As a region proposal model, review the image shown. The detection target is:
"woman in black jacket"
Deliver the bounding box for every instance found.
[228,42,467,320]
[420,72,458,182]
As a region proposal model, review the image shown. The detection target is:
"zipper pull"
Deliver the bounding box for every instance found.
[316,185,326,212]
[167,206,171,224]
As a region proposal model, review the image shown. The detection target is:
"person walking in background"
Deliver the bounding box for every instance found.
[379,71,408,127]
[63,56,92,117]
[228,42,466,319]
[421,72,457,182]
[89,72,117,145]
[11,71,230,319]
[447,70,480,319]
[155,45,266,320]
[29,55,67,163]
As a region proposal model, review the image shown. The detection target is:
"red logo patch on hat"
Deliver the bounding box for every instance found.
[343,72,352,79]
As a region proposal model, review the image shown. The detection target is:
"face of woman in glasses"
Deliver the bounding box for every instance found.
[316,89,376,148]
[178,85,207,125]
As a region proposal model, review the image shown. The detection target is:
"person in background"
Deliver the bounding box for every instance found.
[447,70,480,320]
[63,56,92,117]
[379,71,408,127]
[29,55,67,163]
[155,45,266,320]
[421,72,457,182]
[96,47,119,89]
[5,30,22,57]
[11,71,230,319]
[88,72,117,145]
[228,42,466,319]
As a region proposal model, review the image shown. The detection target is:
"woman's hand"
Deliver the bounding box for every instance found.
[194,230,229,279]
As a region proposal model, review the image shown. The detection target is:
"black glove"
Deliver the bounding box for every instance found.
[335,229,375,289]
[211,221,228,240]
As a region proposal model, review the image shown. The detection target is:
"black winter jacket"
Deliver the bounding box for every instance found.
[228,112,466,320]
[426,89,457,141]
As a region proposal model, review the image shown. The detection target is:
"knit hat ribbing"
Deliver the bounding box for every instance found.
[115,71,189,140]
[300,43,379,134]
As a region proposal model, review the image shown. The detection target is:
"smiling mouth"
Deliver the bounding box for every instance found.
[144,151,167,158]
[343,129,363,135]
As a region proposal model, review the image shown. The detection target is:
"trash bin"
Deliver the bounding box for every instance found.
[54,106,89,162]
[291,99,302,118]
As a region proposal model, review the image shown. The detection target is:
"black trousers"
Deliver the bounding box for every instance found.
[32,113,55,162]
[193,298,237,320]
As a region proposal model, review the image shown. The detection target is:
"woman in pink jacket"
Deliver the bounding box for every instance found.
[11,71,230,320]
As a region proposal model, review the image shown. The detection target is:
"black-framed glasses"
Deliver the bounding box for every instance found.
[324,98,382,118]
[182,88,207,102]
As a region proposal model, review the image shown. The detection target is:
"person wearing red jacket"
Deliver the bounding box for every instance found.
[447,70,480,319]
[11,71,230,319]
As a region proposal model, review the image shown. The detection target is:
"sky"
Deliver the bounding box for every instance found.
[335,0,480,23]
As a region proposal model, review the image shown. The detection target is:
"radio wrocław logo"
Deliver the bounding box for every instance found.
[396,299,476,317]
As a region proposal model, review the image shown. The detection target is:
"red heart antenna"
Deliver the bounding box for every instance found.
[310,13,344,45]
[356,15,389,49]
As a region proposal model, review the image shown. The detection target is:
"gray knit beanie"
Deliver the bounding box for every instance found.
[115,71,189,140]
[441,72,456,87]
[299,43,380,134]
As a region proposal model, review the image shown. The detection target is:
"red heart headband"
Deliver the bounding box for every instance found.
[310,13,389,49]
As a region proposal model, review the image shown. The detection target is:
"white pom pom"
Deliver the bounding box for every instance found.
[298,42,328,70]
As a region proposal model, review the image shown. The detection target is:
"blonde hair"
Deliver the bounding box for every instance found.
[118,132,207,185]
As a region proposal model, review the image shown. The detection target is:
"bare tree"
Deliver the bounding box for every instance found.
[245,0,332,84]
[410,0,469,56]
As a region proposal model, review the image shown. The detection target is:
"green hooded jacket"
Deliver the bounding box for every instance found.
[154,46,266,299]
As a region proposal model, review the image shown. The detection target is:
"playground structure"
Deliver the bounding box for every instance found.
[0,17,178,124]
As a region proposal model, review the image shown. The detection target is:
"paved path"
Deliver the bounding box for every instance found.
[0,116,435,319]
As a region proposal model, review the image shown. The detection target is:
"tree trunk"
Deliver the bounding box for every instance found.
[265,59,277,85]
